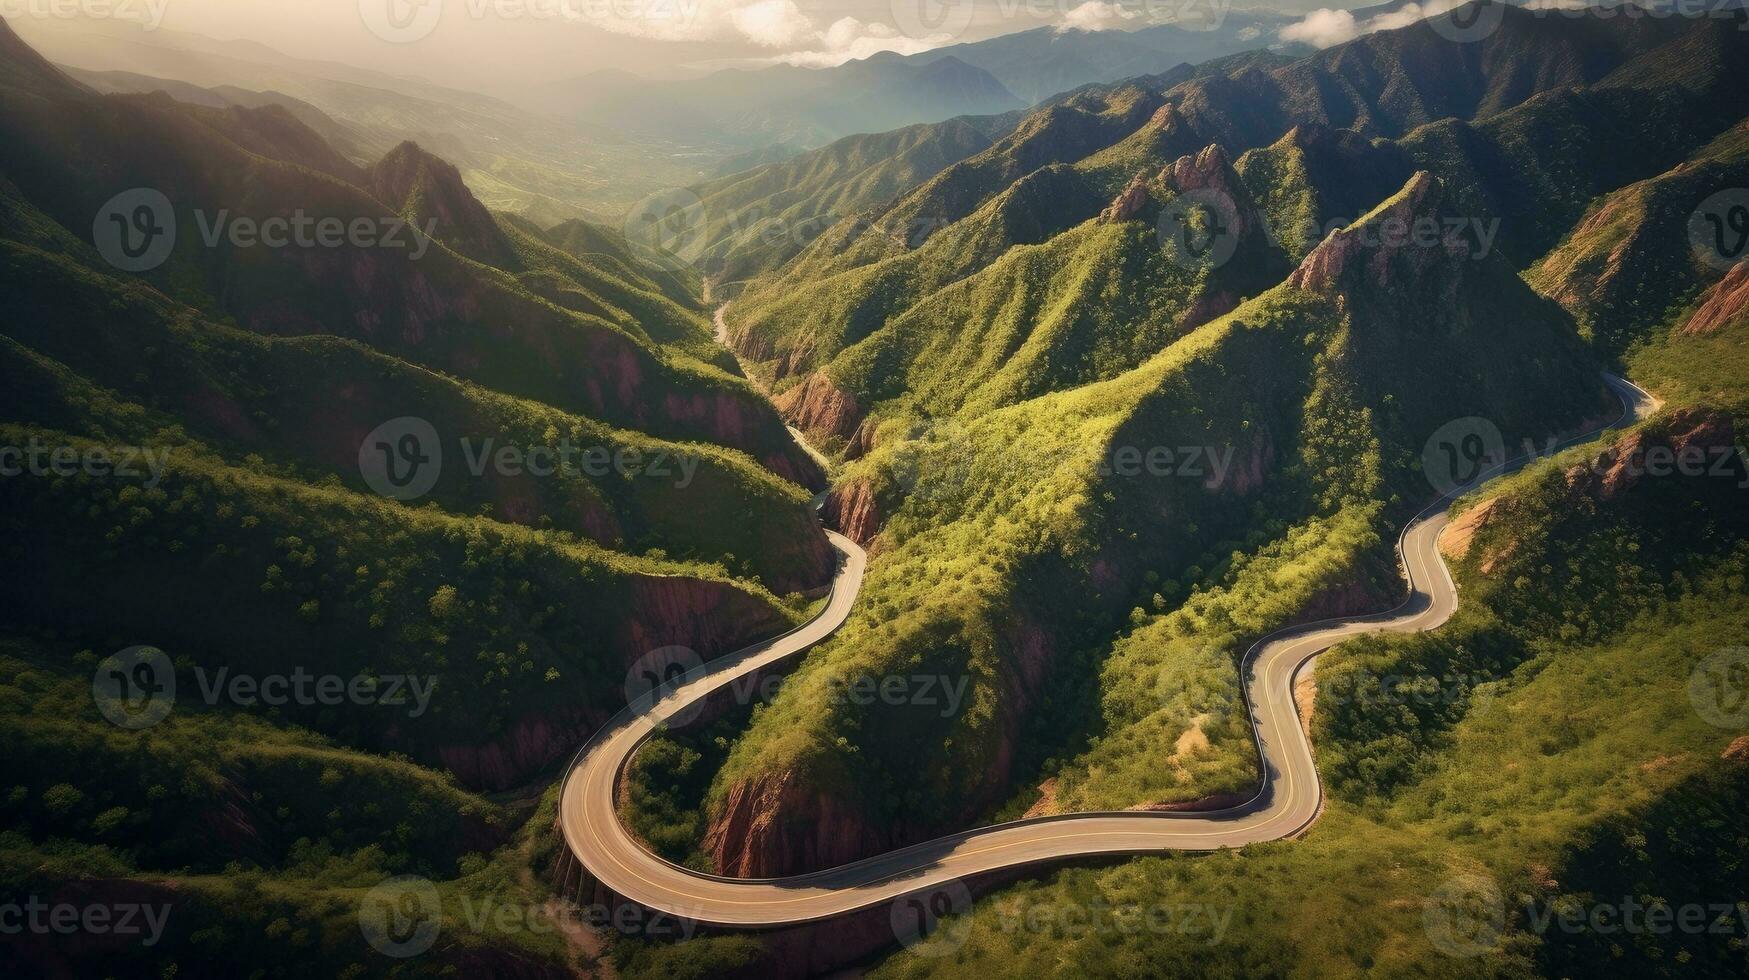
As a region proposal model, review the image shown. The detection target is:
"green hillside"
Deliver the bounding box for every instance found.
[691,113,1022,287]
[0,19,838,977]
[648,168,1610,879]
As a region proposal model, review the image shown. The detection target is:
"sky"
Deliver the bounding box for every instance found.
[3,0,1379,87]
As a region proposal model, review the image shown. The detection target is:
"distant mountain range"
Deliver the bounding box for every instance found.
[11,13,1305,223]
[534,18,1300,149]
[694,3,1749,890]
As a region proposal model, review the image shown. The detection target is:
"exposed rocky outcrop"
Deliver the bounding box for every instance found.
[701,610,1057,877]
[615,574,795,657]
[1440,496,1511,572]
[823,476,882,546]
[1562,408,1737,503]
[439,708,597,792]
[772,371,865,446]
[663,386,827,492]
[1445,409,1738,582]
[1209,427,1276,495]
[1290,568,1397,625]
[368,141,521,270]
[1161,144,1248,202]
[1100,172,1150,223]
[1157,144,1291,329]
[845,416,881,461]
[703,768,898,877]
[1680,263,1749,336]
[1288,171,1467,296]
[1724,735,1749,761]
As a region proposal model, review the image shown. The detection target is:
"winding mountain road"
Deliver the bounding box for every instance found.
[557,373,1660,928]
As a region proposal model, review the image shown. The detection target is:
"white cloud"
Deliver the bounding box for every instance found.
[765,17,942,67]
[1058,2,1141,32]
[728,0,817,48]
[1278,8,1360,47]
[1277,0,1469,49]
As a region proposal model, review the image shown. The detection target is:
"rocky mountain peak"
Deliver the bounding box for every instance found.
[1287,171,1466,296]
[366,141,518,269]
[1161,144,1238,195]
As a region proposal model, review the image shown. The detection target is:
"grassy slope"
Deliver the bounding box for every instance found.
[700,194,1607,847]
[0,67,820,486]
[725,12,1746,404]
[0,24,829,976]
[1,634,586,979]
[0,242,830,596]
[851,411,1749,979]
[692,113,1021,286]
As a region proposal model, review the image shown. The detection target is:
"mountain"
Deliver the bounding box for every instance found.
[722,8,1749,385]
[691,111,1025,285]
[0,0,832,864]
[10,16,726,224]
[0,21,847,973]
[61,66,384,165]
[9,6,1749,979]
[616,2,1747,920]
[905,19,1302,103]
[532,54,1025,151]
[1528,118,1749,408]
[693,158,1609,878]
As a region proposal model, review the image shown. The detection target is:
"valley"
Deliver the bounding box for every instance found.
[1,4,1746,979]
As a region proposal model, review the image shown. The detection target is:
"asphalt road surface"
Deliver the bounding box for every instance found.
[556,373,1660,927]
